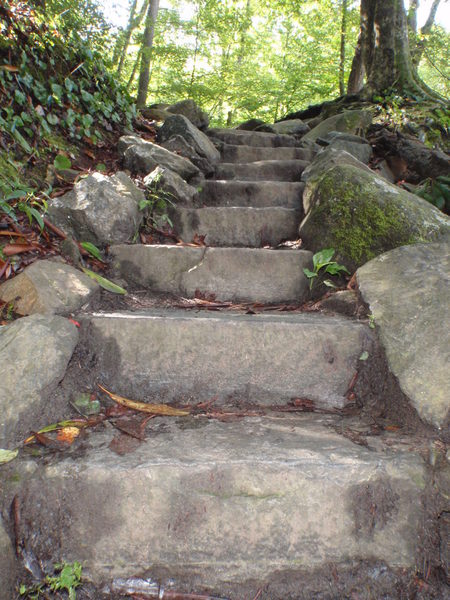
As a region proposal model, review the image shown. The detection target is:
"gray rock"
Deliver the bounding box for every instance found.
[161,134,214,175]
[207,128,299,148]
[123,138,200,181]
[194,180,305,209]
[0,517,16,600]
[110,245,313,304]
[236,118,267,130]
[319,290,359,317]
[144,166,197,206]
[139,107,172,122]
[0,314,78,446]
[117,134,143,156]
[167,99,209,130]
[0,259,99,316]
[11,416,425,591]
[299,164,450,270]
[318,131,373,164]
[48,171,144,248]
[303,110,372,142]
[271,119,310,136]
[357,242,450,429]
[159,115,220,164]
[81,308,370,408]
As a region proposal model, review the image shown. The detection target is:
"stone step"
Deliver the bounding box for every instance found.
[171,207,301,247]
[78,309,371,408]
[110,245,312,303]
[208,128,300,147]
[12,415,425,597]
[220,143,315,163]
[194,180,305,209]
[215,160,309,182]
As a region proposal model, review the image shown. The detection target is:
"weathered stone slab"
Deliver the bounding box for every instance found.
[215,160,309,182]
[208,128,299,147]
[110,245,312,303]
[172,207,301,247]
[194,180,304,208]
[120,137,200,181]
[143,166,197,205]
[47,171,144,247]
[220,143,315,163]
[357,242,450,429]
[161,135,214,175]
[0,259,99,316]
[0,516,16,600]
[80,309,369,407]
[12,416,425,591]
[159,115,220,163]
[0,314,78,446]
[299,164,450,270]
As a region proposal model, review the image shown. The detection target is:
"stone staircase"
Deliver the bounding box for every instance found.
[5,129,437,599]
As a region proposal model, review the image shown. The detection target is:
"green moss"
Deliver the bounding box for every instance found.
[304,165,446,269]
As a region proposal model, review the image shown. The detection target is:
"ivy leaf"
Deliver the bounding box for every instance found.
[53,154,72,170]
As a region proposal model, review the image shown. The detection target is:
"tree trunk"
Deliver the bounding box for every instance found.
[136,0,160,108]
[117,0,149,77]
[349,0,442,100]
[410,0,442,67]
[347,31,365,94]
[339,0,348,96]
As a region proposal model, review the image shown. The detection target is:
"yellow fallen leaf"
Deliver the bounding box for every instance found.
[98,385,191,416]
[0,448,18,464]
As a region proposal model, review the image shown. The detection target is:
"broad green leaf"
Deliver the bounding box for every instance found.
[303,268,317,279]
[323,279,337,288]
[95,163,106,172]
[53,154,72,170]
[80,241,103,261]
[81,267,127,294]
[324,263,350,276]
[47,113,59,125]
[312,248,335,269]
[0,448,18,464]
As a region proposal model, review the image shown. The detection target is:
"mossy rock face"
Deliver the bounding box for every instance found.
[299,164,450,271]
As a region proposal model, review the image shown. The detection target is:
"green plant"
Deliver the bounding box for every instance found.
[303,248,350,290]
[19,561,82,599]
[414,175,450,213]
[0,188,48,231]
[141,167,175,229]
[368,313,376,329]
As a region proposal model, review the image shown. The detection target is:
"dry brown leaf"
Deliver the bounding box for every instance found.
[56,426,81,444]
[99,385,191,416]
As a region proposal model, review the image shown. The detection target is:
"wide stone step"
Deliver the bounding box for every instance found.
[12,415,425,597]
[208,128,300,147]
[171,207,301,247]
[110,245,312,303]
[79,309,371,408]
[215,160,309,182]
[194,180,305,209]
[220,143,315,163]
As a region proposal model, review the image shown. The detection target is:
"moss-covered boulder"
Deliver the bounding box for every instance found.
[299,164,450,271]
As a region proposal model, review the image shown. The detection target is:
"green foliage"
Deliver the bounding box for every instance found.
[19,561,82,600]
[0,1,136,173]
[141,167,175,229]
[0,187,48,230]
[81,267,127,294]
[303,248,350,290]
[415,176,450,213]
[80,241,103,261]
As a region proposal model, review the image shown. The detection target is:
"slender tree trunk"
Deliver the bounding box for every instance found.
[136,0,160,108]
[411,0,441,66]
[128,46,142,88]
[117,0,149,76]
[347,31,365,93]
[188,0,202,95]
[339,0,348,96]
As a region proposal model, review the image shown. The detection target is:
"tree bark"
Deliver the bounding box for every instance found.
[117,0,149,77]
[136,0,160,108]
[339,0,348,96]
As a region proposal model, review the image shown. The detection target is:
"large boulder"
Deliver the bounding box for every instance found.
[143,166,197,206]
[236,118,267,131]
[121,136,200,181]
[299,164,450,271]
[161,134,214,175]
[0,259,99,316]
[303,109,372,142]
[167,99,209,130]
[0,517,16,600]
[48,171,144,248]
[0,314,78,447]
[159,114,221,164]
[357,242,450,430]
[271,119,310,136]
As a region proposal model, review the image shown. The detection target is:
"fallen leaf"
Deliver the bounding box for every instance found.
[1,244,35,256]
[109,432,142,455]
[56,426,81,444]
[0,65,19,72]
[99,385,191,416]
[0,448,18,464]
[81,267,127,294]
